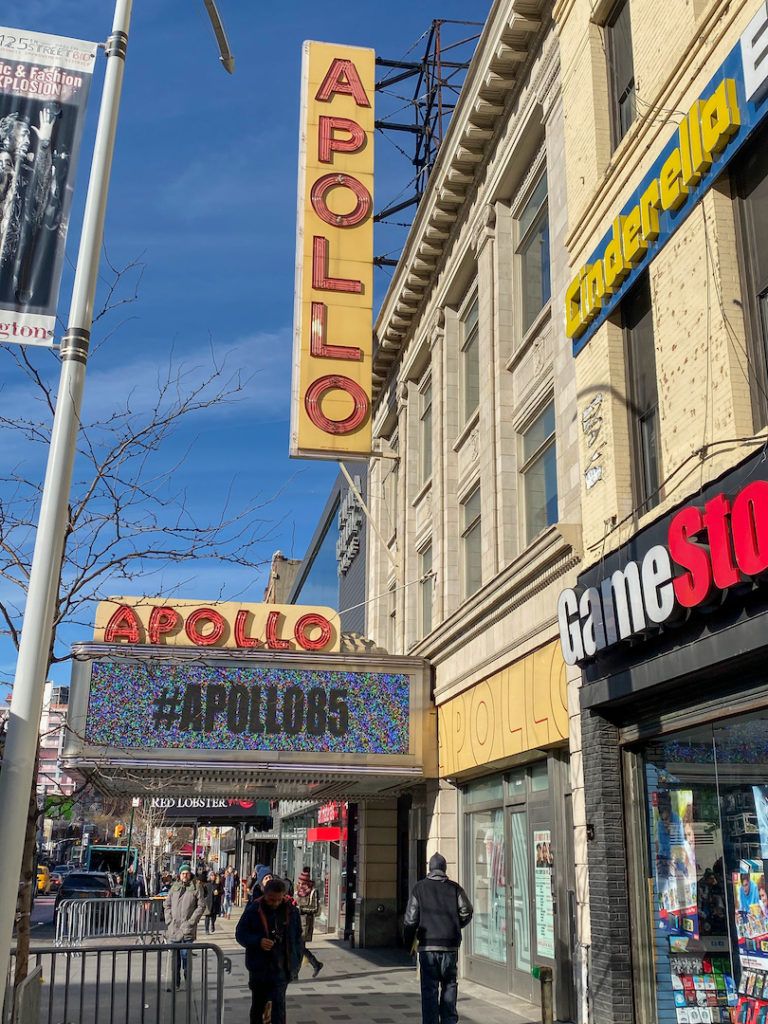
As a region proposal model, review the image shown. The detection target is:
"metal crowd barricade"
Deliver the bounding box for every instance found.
[6,942,226,1024]
[55,898,166,947]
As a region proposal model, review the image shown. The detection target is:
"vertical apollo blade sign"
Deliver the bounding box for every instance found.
[0,29,96,346]
[291,42,375,460]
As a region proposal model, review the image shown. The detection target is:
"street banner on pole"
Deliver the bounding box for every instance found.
[291,41,375,460]
[0,28,97,346]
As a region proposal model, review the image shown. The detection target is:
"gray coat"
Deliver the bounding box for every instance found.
[163,880,206,942]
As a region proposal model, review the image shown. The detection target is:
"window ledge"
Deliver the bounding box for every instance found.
[452,408,480,452]
[506,303,552,372]
[412,478,433,509]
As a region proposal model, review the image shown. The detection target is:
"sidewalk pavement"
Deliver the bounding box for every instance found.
[209,907,539,1024]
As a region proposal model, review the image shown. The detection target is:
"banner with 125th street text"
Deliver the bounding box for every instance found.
[0,27,96,346]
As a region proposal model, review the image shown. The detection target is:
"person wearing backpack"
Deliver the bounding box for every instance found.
[236,877,303,1024]
[403,853,473,1024]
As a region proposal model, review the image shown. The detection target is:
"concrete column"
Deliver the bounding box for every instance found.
[472,206,500,583]
[426,780,459,878]
[356,799,398,946]
[428,317,446,627]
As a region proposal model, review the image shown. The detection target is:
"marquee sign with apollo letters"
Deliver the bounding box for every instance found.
[291,41,375,460]
[566,5,768,353]
[93,597,341,654]
[558,471,768,668]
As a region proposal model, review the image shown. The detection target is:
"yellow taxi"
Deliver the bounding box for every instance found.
[36,866,51,895]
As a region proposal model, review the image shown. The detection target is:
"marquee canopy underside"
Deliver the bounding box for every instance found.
[63,756,425,801]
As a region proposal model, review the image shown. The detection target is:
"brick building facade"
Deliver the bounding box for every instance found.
[554,1,768,1022]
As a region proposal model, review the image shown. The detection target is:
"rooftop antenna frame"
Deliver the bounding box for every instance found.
[374,18,483,268]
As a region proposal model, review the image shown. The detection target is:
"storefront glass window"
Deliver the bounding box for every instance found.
[530,761,549,792]
[468,808,507,964]
[511,810,532,972]
[639,712,768,1023]
[465,777,504,805]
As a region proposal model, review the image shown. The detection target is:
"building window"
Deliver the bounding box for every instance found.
[460,293,480,424]
[461,485,482,599]
[419,543,433,637]
[623,274,661,512]
[517,173,551,335]
[521,402,558,543]
[607,0,636,147]
[633,710,768,1022]
[467,806,507,963]
[419,378,433,486]
[292,499,341,608]
[733,124,768,426]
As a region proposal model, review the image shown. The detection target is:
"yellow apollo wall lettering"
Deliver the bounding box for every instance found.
[437,641,568,777]
[290,41,375,460]
[566,78,741,341]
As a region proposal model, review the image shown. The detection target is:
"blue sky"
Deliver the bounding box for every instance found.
[0,0,489,685]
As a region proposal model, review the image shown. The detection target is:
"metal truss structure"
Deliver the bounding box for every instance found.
[374,19,484,268]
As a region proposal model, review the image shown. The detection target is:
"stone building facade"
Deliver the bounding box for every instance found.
[367,0,585,1016]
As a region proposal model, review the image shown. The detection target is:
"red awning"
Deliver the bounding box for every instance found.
[306,827,348,843]
[179,843,205,855]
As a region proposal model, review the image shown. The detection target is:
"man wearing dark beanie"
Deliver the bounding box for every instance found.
[403,852,473,1024]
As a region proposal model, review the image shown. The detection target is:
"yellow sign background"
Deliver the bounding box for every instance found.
[438,641,569,777]
[94,596,341,653]
[291,41,375,459]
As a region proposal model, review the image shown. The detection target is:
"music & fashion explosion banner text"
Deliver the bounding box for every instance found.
[0,27,96,346]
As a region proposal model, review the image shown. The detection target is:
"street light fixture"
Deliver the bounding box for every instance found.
[203,0,235,74]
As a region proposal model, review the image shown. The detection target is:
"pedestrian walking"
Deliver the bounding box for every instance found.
[254,865,274,896]
[223,866,236,919]
[295,867,323,977]
[403,853,473,1024]
[233,868,241,906]
[248,865,266,900]
[236,877,303,1024]
[204,872,222,934]
[163,863,206,988]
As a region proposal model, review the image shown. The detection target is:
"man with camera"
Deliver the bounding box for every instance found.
[236,876,303,1024]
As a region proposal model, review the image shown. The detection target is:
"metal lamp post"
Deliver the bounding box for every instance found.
[0,0,234,991]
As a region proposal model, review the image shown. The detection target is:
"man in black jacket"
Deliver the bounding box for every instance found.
[403,853,473,1024]
[235,878,303,1024]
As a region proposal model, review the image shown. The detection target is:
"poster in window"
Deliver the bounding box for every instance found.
[651,789,699,940]
[753,787,768,858]
[732,860,768,963]
[533,829,555,960]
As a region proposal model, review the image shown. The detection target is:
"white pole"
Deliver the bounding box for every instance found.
[0,0,132,989]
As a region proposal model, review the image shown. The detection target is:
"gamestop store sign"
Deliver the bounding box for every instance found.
[558,453,768,672]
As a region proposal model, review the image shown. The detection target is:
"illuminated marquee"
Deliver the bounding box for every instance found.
[84,661,410,755]
[93,597,341,654]
[291,41,375,460]
[566,6,768,353]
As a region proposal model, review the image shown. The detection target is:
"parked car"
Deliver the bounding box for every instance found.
[36,866,51,895]
[53,872,115,920]
[51,864,75,875]
[49,871,65,892]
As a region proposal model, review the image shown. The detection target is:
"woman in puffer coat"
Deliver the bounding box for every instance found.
[164,864,206,986]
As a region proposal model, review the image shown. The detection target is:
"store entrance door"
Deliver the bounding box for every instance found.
[507,808,537,1003]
